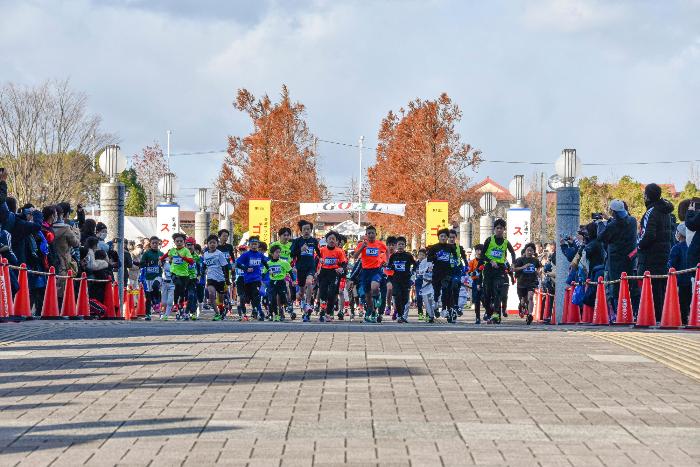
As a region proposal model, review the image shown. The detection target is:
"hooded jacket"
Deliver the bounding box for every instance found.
[637,198,674,268]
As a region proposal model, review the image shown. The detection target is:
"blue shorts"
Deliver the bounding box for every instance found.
[360,267,383,289]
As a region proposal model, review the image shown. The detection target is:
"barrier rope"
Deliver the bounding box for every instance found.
[5,264,112,283]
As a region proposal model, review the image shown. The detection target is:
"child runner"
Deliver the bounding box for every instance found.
[414,249,427,320]
[448,229,468,318]
[468,244,485,324]
[138,236,163,321]
[417,258,436,323]
[482,219,517,323]
[266,244,292,321]
[427,228,458,322]
[185,238,202,320]
[160,233,195,320]
[290,220,320,315]
[353,225,387,323]
[234,245,248,319]
[383,236,397,318]
[203,235,230,321]
[513,242,542,325]
[387,236,417,323]
[270,227,294,317]
[317,231,347,322]
[235,236,268,321]
[159,257,175,319]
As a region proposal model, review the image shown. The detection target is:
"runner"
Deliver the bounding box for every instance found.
[159,256,175,320]
[317,230,347,322]
[266,244,292,321]
[235,236,268,321]
[290,220,320,317]
[414,249,427,320]
[417,256,436,323]
[270,227,294,318]
[468,244,485,324]
[185,238,202,320]
[427,228,458,323]
[448,229,468,319]
[482,219,517,324]
[235,245,248,319]
[387,236,416,323]
[353,225,387,323]
[383,236,397,318]
[160,233,195,320]
[203,235,231,321]
[138,236,163,321]
[513,242,542,325]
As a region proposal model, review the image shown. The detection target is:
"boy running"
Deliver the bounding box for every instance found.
[203,234,231,321]
[290,220,320,314]
[235,236,268,321]
[513,242,542,325]
[427,229,458,322]
[160,233,195,320]
[138,236,163,321]
[468,244,485,324]
[353,225,387,323]
[387,236,417,323]
[317,231,347,322]
[482,219,517,323]
[270,227,294,317]
[417,257,436,323]
[267,244,292,321]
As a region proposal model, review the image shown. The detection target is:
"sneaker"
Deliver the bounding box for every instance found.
[376,314,383,323]
[456,308,463,317]
[273,314,280,322]
[162,316,169,321]
[363,314,373,323]
[319,314,326,323]
[190,314,197,321]
[145,314,151,321]
[242,315,249,321]
[475,317,481,324]
[290,312,297,321]
[428,317,435,323]
[257,313,265,321]
[391,310,397,321]
[337,312,344,320]
[213,314,222,321]
[526,314,533,325]
[385,308,391,316]
[302,314,310,322]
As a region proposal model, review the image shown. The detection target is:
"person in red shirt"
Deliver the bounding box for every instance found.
[353,225,387,323]
[317,231,347,322]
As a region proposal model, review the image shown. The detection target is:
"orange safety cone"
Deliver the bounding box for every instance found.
[635,271,656,328]
[77,273,91,319]
[561,287,573,324]
[0,262,8,321]
[41,266,61,319]
[122,287,132,320]
[136,284,146,318]
[550,294,557,325]
[12,263,32,320]
[534,289,542,322]
[687,265,700,329]
[581,304,594,323]
[2,258,14,319]
[112,282,123,319]
[103,281,116,319]
[544,292,552,322]
[659,268,682,329]
[614,272,634,325]
[61,270,78,319]
[591,277,609,325]
[568,283,581,324]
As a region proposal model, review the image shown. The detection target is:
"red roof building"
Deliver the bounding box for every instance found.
[469,177,515,203]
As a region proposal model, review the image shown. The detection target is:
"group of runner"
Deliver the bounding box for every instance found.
[134,217,544,324]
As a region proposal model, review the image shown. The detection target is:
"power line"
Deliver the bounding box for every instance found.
[168,138,700,167]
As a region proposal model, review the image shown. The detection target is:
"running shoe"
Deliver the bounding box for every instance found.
[213,314,222,321]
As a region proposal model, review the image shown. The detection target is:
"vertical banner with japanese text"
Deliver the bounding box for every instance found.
[506,208,531,256]
[156,204,180,250]
[425,200,449,246]
[249,199,271,244]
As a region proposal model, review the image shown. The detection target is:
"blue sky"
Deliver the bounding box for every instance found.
[1,0,699,208]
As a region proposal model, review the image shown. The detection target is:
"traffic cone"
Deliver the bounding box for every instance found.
[77,273,91,319]
[2,258,14,319]
[136,284,146,319]
[0,263,8,321]
[544,292,552,322]
[112,282,124,319]
[614,272,634,325]
[61,270,78,319]
[687,265,700,329]
[103,281,116,319]
[41,266,61,319]
[581,304,594,323]
[561,287,572,324]
[12,263,32,320]
[591,277,609,325]
[122,287,132,320]
[568,283,581,324]
[659,268,682,329]
[534,289,542,322]
[635,271,656,328]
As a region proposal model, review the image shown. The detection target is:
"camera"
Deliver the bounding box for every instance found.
[591,213,604,221]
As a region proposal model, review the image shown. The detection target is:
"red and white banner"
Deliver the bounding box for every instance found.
[299,202,405,216]
[506,208,531,256]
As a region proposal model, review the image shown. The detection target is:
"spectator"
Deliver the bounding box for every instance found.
[637,183,674,322]
[597,199,639,312]
[668,223,691,325]
[96,222,109,252]
[80,218,97,244]
[684,200,700,281]
[52,204,81,276]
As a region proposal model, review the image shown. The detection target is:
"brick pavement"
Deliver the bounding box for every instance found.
[0,320,699,466]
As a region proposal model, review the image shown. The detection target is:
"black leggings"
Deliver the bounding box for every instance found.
[243,281,261,310]
[482,268,505,316]
[318,269,340,314]
[392,281,410,316]
[432,274,452,310]
[174,276,190,306]
[268,280,287,316]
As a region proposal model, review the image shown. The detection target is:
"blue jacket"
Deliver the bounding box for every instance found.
[668,241,691,287]
[235,250,268,284]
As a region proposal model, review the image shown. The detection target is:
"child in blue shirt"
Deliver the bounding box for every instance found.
[235,236,268,321]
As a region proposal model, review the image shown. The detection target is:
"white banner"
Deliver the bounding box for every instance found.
[506,208,531,256]
[156,204,180,249]
[299,202,405,216]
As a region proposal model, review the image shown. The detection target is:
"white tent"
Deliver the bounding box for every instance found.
[91,215,158,241]
[334,220,365,236]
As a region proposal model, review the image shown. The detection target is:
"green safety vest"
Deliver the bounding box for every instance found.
[484,236,509,264]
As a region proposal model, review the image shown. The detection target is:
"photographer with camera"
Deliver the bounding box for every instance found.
[597,199,640,313]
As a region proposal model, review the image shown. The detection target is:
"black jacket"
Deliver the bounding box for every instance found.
[685,211,700,268]
[637,199,674,269]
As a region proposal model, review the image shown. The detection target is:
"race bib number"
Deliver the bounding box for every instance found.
[302,244,315,256]
[172,256,183,265]
[145,266,160,274]
[393,261,406,272]
[269,265,282,275]
[366,247,379,256]
[490,250,503,259]
[436,251,450,262]
[524,264,536,274]
[323,257,337,266]
[250,259,261,267]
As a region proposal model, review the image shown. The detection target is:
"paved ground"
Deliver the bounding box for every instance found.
[1,317,699,467]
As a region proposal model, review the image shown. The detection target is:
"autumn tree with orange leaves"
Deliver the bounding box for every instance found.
[217,85,326,233]
[367,93,482,238]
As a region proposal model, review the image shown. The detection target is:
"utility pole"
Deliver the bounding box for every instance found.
[541,172,547,244]
[358,136,364,230]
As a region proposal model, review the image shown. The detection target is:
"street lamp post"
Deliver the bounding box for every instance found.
[218,201,234,244]
[194,188,210,245]
[508,175,525,207]
[479,193,496,243]
[459,203,474,248]
[358,136,364,228]
[554,148,582,323]
[98,144,127,316]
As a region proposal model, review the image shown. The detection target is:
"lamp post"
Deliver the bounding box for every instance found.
[218,201,234,244]
[554,148,582,323]
[358,136,364,228]
[459,203,474,248]
[98,144,127,316]
[479,193,496,243]
[508,174,525,207]
[157,172,179,204]
[194,188,210,245]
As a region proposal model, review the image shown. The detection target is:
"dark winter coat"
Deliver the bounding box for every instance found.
[637,199,674,273]
[597,213,638,280]
[684,211,700,269]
